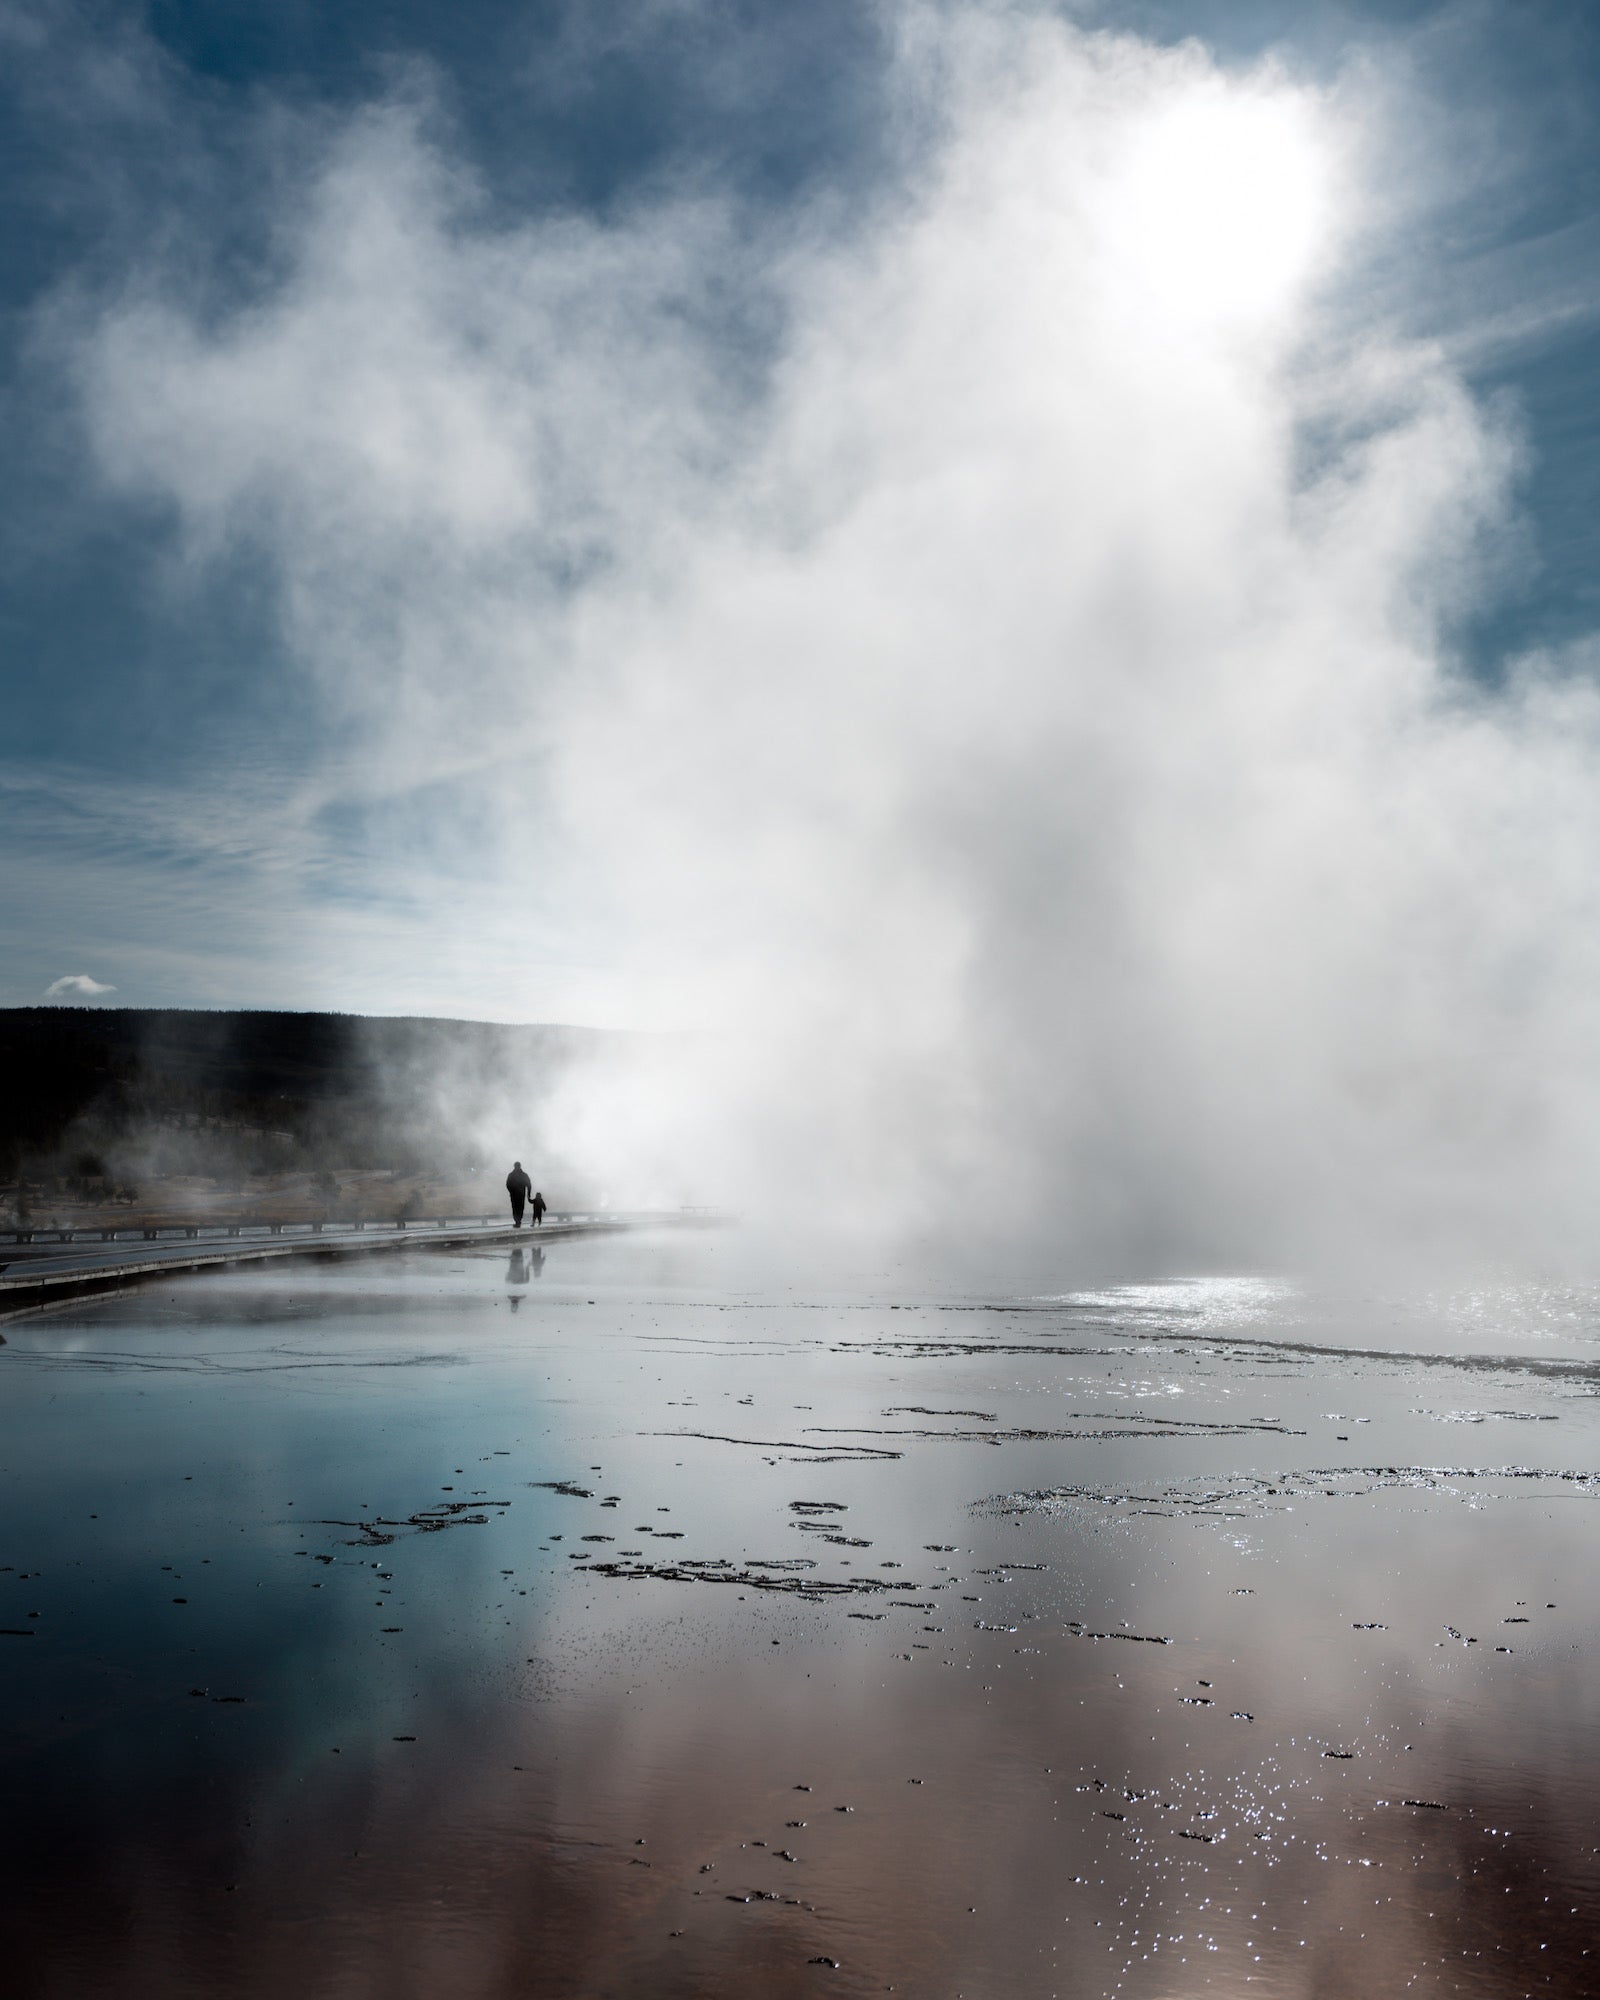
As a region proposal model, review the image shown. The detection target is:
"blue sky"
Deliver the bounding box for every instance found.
[7,0,1600,1028]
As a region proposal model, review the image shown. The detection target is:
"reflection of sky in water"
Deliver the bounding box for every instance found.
[1,1236,1596,1994]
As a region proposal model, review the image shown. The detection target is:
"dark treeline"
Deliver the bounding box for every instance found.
[0,1008,611,1182]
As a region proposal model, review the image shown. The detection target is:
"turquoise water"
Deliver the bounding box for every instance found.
[1,1235,1596,1996]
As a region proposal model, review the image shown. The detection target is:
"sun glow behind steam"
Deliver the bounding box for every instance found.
[1107,84,1335,328]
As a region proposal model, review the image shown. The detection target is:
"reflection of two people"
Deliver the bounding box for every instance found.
[505,1244,544,1308]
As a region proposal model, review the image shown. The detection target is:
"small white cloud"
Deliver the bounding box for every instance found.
[44,973,117,999]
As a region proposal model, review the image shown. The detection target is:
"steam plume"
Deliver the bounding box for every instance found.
[64,9,1600,1265]
[45,974,117,999]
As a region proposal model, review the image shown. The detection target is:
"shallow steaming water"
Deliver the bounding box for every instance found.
[1,1233,1596,1996]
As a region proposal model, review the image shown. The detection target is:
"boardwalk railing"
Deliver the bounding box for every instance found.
[0,1212,624,1247]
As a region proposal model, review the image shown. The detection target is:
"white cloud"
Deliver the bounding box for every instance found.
[44,973,116,998]
[58,6,1600,1266]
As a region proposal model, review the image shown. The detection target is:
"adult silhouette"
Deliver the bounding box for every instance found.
[505,1161,532,1227]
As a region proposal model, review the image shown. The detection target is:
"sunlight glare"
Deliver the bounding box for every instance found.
[1108,84,1333,329]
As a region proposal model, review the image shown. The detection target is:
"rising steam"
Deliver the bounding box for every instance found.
[65,7,1600,1266]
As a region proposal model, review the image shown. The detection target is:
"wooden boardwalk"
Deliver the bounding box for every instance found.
[0,1211,718,1323]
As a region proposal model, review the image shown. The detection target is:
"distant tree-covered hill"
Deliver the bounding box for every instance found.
[0,1008,622,1182]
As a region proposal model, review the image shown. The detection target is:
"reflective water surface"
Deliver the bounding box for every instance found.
[2,1234,1597,1996]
